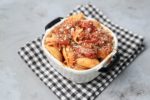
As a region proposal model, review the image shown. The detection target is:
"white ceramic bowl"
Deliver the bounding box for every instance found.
[42,17,118,83]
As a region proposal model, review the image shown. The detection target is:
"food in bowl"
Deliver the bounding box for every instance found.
[43,13,114,70]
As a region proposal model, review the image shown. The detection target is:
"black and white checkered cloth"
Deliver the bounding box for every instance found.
[18,4,145,100]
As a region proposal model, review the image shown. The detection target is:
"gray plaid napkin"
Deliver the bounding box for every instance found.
[18,4,145,100]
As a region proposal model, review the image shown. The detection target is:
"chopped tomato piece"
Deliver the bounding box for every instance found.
[58,40,70,45]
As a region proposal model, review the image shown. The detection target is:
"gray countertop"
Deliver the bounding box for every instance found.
[0,0,150,100]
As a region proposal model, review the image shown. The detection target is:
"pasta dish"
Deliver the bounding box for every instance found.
[44,13,113,70]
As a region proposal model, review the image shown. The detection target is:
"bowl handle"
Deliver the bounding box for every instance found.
[45,17,63,31]
[98,52,120,72]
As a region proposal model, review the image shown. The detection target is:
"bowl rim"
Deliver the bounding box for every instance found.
[42,17,118,74]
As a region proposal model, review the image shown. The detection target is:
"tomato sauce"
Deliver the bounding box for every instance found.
[49,16,113,61]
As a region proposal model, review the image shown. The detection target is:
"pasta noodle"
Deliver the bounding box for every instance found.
[62,46,75,67]
[92,19,100,28]
[44,13,113,70]
[73,65,89,70]
[71,26,83,43]
[65,13,85,24]
[97,45,112,59]
[45,45,63,61]
[76,58,99,68]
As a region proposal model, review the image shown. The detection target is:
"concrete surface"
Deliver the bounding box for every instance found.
[0,0,150,100]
